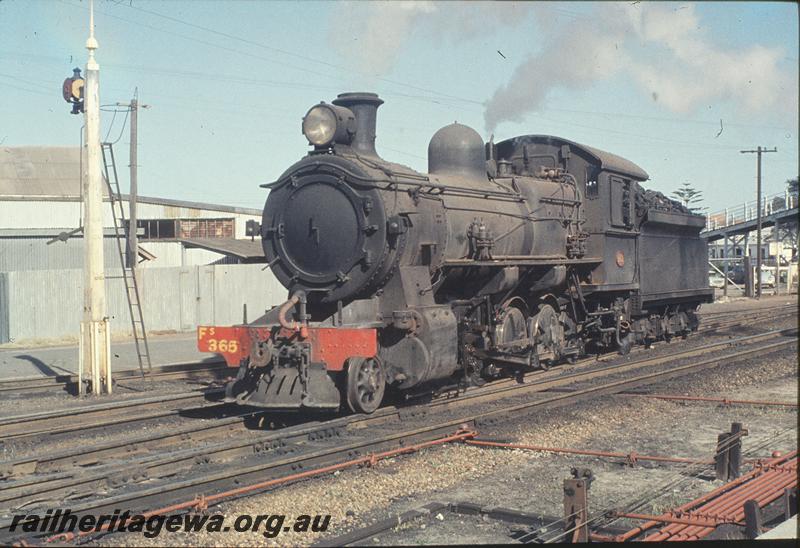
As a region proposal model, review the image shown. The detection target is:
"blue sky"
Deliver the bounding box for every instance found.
[1,1,797,214]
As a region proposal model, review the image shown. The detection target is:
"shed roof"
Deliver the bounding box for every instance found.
[0,146,262,215]
[0,146,83,197]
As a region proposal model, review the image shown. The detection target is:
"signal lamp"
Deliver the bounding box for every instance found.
[62,67,84,115]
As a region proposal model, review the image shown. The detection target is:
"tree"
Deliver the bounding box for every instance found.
[788,177,798,198]
[671,181,706,213]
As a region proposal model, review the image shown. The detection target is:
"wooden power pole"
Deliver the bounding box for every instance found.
[116,92,148,269]
[740,146,777,299]
[128,94,138,269]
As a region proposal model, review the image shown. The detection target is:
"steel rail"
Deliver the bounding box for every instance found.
[427,327,798,410]
[0,359,228,395]
[622,393,798,408]
[2,308,788,449]
[2,325,794,483]
[697,307,797,332]
[0,389,225,440]
[1,304,792,398]
[463,439,714,466]
[0,329,794,544]
[44,430,479,544]
[0,326,794,500]
[698,303,797,318]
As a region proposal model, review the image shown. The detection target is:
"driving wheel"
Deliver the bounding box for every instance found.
[530,303,565,366]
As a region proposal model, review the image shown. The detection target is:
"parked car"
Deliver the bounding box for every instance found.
[708,271,726,288]
[758,267,775,288]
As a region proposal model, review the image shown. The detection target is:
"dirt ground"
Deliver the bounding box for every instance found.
[98,333,797,546]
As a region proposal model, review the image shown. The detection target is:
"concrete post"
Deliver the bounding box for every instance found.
[80,0,111,395]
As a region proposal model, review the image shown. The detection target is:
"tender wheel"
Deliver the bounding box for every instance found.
[345,357,386,414]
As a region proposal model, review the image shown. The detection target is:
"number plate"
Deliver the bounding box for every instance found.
[197,326,249,367]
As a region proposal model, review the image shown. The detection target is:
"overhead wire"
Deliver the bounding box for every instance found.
[5,56,772,161]
[10,1,797,139]
[7,3,794,209]
[1,51,790,155]
[121,1,484,106]
[117,2,795,132]
[0,82,53,97]
[108,107,130,145]
[57,0,478,111]
[102,107,118,142]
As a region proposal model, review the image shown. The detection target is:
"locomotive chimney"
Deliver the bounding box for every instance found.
[332,92,383,158]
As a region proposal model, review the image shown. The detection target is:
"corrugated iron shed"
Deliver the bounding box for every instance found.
[180,238,265,260]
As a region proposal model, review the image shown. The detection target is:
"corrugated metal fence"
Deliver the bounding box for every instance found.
[0,264,287,344]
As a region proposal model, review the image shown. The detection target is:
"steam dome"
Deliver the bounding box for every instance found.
[427,123,485,178]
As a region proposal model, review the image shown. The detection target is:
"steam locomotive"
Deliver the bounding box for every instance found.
[197,92,713,413]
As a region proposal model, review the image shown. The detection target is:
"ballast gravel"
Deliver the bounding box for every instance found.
[100,342,797,547]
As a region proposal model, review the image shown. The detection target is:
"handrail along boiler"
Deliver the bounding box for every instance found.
[197,92,713,413]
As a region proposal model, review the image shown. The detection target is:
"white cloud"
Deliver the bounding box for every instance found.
[327,1,533,76]
[328,1,440,76]
[484,3,796,131]
[327,2,795,133]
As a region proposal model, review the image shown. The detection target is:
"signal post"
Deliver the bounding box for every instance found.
[79,0,112,395]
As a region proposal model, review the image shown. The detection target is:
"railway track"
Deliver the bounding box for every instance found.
[697,304,796,330]
[699,302,796,318]
[0,359,229,396]
[0,389,226,442]
[0,305,794,449]
[0,325,795,544]
[0,304,793,399]
[2,304,796,446]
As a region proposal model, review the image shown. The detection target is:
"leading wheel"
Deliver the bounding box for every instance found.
[345,357,386,414]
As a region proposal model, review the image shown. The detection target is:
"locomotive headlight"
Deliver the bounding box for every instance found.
[302,103,356,147]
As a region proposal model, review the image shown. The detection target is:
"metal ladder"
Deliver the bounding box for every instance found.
[101,142,152,376]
